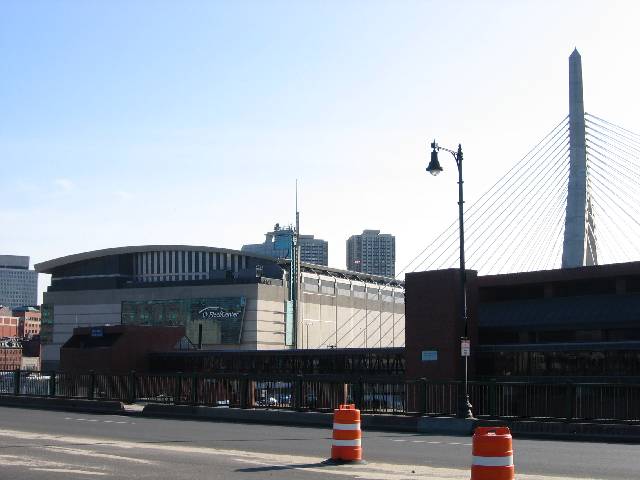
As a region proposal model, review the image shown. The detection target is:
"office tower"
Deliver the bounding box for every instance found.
[346,230,395,277]
[0,255,38,308]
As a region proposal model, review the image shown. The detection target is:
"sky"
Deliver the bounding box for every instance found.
[1,0,639,303]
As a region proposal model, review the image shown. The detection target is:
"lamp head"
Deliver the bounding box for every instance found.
[426,143,443,176]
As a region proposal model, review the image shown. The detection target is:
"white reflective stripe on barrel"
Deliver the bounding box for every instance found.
[332,439,362,447]
[333,423,360,431]
[472,455,513,467]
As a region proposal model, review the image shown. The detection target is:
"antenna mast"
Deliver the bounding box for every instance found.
[287,181,301,348]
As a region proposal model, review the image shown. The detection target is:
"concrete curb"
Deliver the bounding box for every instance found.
[1,396,638,443]
[142,404,335,426]
[141,405,640,442]
[142,405,640,443]
[0,395,124,414]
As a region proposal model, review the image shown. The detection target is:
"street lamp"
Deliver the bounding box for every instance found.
[426,140,473,419]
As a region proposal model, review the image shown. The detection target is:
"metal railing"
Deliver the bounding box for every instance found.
[1,370,639,422]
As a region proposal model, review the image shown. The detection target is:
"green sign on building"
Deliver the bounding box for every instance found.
[121,297,246,345]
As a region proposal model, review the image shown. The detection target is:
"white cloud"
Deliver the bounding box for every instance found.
[54,178,74,192]
[113,190,133,201]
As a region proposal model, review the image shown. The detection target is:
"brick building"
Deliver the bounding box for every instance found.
[14,307,41,338]
[0,307,18,338]
[0,342,22,370]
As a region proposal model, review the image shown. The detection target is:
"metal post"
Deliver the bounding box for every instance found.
[364,284,368,348]
[335,278,339,347]
[88,370,96,400]
[49,371,56,397]
[191,373,199,405]
[456,144,473,419]
[294,375,303,410]
[419,377,428,415]
[128,370,137,404]
[13,369,20,396]
[355,377,364,410]
[565,382,574,421]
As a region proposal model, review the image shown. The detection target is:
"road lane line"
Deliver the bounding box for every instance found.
[30,468,107,476]
[45,446,156,464]
[0,453,107,476]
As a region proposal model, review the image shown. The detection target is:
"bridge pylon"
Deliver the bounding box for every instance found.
[562,48,597,268]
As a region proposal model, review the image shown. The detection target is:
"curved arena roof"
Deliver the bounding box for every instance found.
[34,245,282,274]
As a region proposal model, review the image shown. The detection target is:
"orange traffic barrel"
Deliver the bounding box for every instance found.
[471,426,514,480]
[330,404,362,462]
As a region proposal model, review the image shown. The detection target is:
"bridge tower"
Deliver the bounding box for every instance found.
[562,48,598,268]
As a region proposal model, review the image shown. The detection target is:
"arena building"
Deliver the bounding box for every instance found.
[35,246,405,370]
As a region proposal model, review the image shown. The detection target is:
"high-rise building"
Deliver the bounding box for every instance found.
[242,224,329,266]
[346,230,395,277]
[0,256,38,308]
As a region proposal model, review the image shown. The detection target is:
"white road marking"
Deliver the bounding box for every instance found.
[448,442,462,445]
[65,417,134,425]
[0,453,107,476]
[30,468,107,476]
[45,446,155,464]
[391,439,406,442]
[412,440,426,443]
[428,441,442,444]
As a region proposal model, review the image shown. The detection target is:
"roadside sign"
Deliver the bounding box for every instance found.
[421,350,438,362]
[91,327,103,337]
[461,338,470,357]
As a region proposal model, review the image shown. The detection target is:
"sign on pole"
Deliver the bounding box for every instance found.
[461,338,470,357]
[421,350,438,362]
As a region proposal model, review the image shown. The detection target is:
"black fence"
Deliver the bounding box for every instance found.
[1,370,639,423]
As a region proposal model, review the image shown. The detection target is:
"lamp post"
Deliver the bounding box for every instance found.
[426,140,473,419]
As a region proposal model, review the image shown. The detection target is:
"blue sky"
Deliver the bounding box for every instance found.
[1,1,639,301]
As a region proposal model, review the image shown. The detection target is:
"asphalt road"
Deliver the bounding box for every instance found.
[0,406,637,480]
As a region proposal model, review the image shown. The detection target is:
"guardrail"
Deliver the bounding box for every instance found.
[1,370,639,422]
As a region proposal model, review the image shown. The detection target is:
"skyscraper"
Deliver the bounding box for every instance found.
[0,255,38,308]
[346,230,395,277]
[242,224,329,266]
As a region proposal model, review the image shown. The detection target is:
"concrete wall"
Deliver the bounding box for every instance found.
[298,273,405,349]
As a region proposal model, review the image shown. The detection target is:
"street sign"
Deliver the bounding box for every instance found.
[91,327,103,338]
[461,338,470,357]
[421,350,438,362]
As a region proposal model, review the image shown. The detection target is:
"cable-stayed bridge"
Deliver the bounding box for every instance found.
[402,50,640,276]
